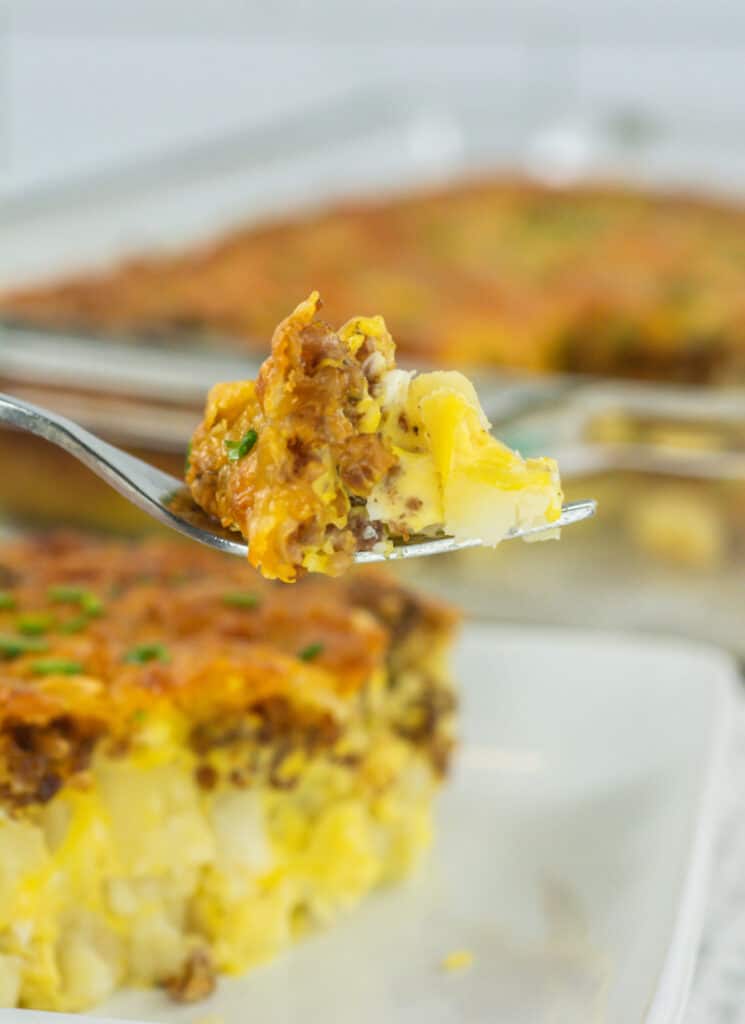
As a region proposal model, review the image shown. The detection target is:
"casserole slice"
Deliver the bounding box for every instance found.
[0,532,457,1011]
[187,292,562,581]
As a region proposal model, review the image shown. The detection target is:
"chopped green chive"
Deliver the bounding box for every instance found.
[124,643,171,665]
[48,585,103,626]
[131,708,148,724]
[59,614,90,635]
[17,613,54,636]
[30,658,83,676]
[48,584,103,611]
[224,429,258,462]
[185,440,193,474]
[0,592,16,611]
[298,642,324,662]
[222,591,260,609]
[80,593,103,617]
[0,634,49,659]
[49,585,86,602]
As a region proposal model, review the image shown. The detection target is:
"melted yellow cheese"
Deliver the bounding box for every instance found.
[368,368,562,543]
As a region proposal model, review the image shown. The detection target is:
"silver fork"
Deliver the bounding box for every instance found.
[0,392,596,562]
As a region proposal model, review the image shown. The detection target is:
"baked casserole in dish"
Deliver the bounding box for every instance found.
[0,532,457,1011]
[4,179,745,384]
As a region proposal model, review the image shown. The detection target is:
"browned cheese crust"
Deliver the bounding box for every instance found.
[0,532,457,812]
[187,294,398,581]
[4,178,745,382]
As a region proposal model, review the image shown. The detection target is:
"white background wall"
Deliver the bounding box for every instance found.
[2,0,745,201]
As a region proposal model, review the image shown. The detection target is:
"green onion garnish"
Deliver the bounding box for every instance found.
[59,614,90,635]
[17,613,54,636]
[224,429,258,462]
[222,591,260,609]
[79,593,103,617]
[0,634,49,659]
[185,441,193,474]
[48,584,103,610]
[298,642,324,662]
[124,643,171,665]
[30,658,83,676]
[48,585,86,602]
[48,586,103,624]
[0,592,16,611]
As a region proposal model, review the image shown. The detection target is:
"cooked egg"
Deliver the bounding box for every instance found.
[0,721,437,1010]
[370,367,562,543]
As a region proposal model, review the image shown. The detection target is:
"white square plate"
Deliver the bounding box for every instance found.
[3,624,735,1024]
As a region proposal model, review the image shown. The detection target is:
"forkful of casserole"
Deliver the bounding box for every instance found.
[185,292,594,581]
[0,292,594,581]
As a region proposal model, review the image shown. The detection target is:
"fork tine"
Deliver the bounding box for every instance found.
[0,391,596,564]
[352,499,596,563]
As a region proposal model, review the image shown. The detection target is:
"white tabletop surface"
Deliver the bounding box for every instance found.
[684,697,745,1023]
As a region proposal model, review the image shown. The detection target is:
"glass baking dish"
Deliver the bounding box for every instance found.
[2,333,744,657]
[397,388,745,656]
[2,81,745,655]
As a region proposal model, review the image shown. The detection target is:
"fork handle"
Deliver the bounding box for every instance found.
[0,391,179,510]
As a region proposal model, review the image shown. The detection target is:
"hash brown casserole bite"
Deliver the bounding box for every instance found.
[187,292,563,582]
[0,532,457,1011]
[4,179,745,383]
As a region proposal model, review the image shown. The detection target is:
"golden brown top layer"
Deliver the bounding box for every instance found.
[0,532,455,734]
[187,293,563,582]
[187,293,398,582]
[3,179,745,382]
